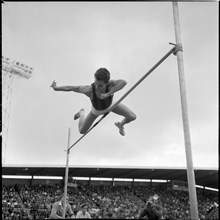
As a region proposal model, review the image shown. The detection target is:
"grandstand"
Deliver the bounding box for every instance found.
[2,165,218,189]
[2,165,219,219]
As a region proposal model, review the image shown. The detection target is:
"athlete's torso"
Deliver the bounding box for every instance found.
[90,83,113,110]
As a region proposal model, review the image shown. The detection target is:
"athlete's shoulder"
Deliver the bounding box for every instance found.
[79,85,92,96]
[82,84,92,90]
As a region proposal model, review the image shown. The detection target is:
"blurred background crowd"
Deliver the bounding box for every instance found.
[2,180,218,219]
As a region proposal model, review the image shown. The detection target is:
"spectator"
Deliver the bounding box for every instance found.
[76,203,92,218]
[2,183,218,219]
[138,194,163,220]
[49,193,75,219]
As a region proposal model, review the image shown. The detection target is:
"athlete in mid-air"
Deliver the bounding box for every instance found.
[51,68,136,136]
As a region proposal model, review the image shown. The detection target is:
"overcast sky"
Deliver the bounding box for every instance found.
[2,2,218,169]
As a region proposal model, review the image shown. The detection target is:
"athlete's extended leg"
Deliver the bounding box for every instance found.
[111,103,136,136]
[74,109,98,134]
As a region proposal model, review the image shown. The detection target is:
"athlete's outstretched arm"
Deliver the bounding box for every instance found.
[50,80,91,96]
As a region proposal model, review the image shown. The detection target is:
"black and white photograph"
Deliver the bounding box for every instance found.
[2,2,218,219]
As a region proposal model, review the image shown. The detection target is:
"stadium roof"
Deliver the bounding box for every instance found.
[2,165,218,189]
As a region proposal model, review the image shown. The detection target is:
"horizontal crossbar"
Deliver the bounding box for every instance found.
[68,45,176,151]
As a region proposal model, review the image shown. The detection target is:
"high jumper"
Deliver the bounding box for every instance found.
[51,44,179,151]
[51,68,137,136]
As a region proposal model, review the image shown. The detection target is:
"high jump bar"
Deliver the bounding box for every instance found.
[68,45,177,151]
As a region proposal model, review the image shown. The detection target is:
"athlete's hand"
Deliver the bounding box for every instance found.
[50,80,57,90]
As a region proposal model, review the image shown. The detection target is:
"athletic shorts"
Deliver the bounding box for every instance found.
[91,102,115,116]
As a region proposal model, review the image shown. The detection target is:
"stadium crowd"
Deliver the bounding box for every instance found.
[2,181,218,219]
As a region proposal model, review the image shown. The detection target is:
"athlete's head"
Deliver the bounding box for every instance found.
[94,68,110,84]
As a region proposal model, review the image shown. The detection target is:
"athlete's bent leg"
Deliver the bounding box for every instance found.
[74,109,98,134]
[112,103,136,136]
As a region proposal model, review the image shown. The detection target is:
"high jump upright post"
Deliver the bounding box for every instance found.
[172,2,199,219]
[62,127,71,218]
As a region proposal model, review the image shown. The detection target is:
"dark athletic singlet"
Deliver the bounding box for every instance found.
[90,83,113,111]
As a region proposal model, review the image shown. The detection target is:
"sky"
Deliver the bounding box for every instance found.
[2,2,218,169]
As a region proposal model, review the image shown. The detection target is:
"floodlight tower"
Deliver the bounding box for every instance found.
[2,56,33,164]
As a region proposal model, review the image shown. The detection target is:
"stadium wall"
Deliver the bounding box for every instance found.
[2,178,62,186]
[2,178,165,188]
